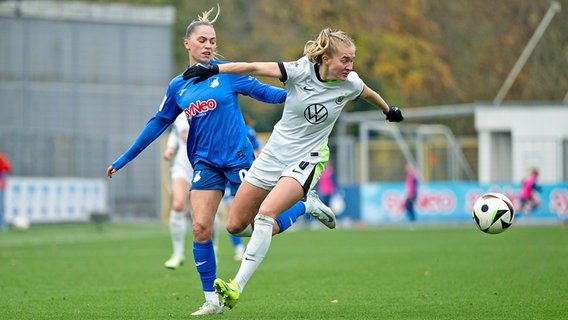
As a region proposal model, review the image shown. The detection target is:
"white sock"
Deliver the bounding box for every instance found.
[233,224,253,237]
[204,290,220,306]
[234,215,274,292]
[234,244,245,255]
[169,210,187,257]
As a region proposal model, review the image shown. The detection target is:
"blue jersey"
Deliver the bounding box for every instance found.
[112,60,286,170]
[161,61,285,168]
[112,60,285,171]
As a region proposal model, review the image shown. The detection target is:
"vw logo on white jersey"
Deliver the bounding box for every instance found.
[304,104,328,124]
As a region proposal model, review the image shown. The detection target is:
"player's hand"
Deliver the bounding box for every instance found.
[384,106,404,122]
[163,147,175,160]
[106,166,117,178]
[183,63,219,83]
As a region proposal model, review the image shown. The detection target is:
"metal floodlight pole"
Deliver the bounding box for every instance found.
[493,1,561,106]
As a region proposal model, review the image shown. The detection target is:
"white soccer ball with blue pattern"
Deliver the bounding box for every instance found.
[472,193,514,234]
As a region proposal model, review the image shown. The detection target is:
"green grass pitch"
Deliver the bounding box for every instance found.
[1,223,567,319]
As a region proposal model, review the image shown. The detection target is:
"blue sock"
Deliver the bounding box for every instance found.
[193,240,216,291]
[230,234,242,246]
[275,201,306,233]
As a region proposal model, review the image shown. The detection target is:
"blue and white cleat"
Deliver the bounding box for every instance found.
[305,190,336,229]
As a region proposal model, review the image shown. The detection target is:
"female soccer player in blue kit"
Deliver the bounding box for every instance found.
[105,5,335,316]
[184,27,404,311]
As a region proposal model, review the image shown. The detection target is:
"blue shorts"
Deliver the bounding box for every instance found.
[190,162,248,196]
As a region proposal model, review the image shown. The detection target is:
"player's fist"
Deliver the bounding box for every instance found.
[384,106,403,122]
[183,63,219,83]
[106,166,117,178]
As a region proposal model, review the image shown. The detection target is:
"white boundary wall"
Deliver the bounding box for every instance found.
[475,105,568,184]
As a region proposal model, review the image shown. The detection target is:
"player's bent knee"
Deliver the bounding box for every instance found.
[226,222,246,235]
[191,222,212,242]
[171,201,186,212]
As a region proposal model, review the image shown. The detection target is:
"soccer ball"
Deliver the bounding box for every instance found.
[472,193,514,234]
[11,216,31,230]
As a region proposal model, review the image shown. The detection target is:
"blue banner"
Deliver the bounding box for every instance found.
[330,182,568,225]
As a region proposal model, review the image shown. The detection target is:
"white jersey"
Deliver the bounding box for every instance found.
[167,113,193,183]
[262,56,364,165]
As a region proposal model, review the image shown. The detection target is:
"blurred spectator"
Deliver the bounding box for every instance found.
[404,163,419,225]
[316,161,337,207]
[0,152,11,231]
[519,168,542,218]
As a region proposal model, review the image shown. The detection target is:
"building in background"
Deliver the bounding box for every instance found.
[474,104,568,184]
[0,1,175,220]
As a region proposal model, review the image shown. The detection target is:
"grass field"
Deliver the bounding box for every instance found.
[1,222,567,319]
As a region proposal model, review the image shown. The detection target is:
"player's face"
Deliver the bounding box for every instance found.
[324,44,355,81]
[184,25,217,65]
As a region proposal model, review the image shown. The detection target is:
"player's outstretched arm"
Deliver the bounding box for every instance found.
[360,83,403,122]
[184,62,281,83]
[106,116,172,178]
[219,62,281,78]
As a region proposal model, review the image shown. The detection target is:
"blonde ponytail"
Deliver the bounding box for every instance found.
[304,28,355,64]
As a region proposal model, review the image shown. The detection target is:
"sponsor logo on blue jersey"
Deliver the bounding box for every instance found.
[183,99,217,119]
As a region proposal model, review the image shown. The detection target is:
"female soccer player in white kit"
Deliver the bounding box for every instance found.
[162,113,193,269]
[184,27,404,310]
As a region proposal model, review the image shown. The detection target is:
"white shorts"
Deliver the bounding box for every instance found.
[171,158,193,185]
[244,149,326,194]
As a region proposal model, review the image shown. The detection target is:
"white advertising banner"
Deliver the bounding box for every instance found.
[5,177,108,224]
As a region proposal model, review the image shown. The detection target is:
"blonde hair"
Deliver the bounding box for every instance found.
[303,28,355,64]
[184,4,221,59]
[185,4,220,38]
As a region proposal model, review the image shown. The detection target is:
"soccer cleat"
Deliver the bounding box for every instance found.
[305,190,336,229]
[164,255,185,269]
[190,301,223,316]
[214,278,240,309]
